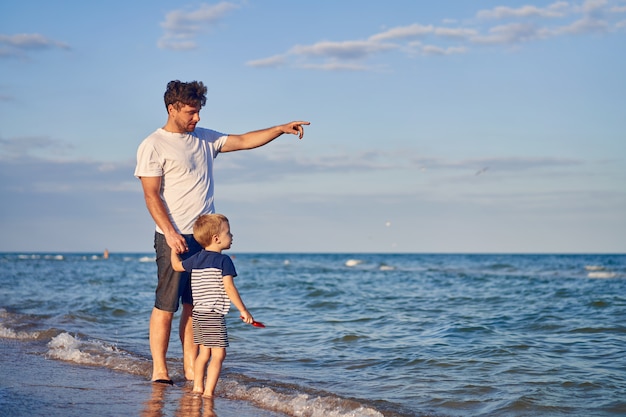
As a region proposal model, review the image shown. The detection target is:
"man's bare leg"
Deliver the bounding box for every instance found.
[150,307,174,381]
[180,303,198,381]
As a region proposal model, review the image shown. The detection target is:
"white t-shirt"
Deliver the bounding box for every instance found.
[134,127,228,235]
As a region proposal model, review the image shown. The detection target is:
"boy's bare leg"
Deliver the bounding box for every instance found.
[149,307,174,381]
[180,303,198,380]
[193,346,211,394]
[203,348,226,398]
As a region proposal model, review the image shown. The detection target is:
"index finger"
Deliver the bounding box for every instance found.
[294,121,309,139]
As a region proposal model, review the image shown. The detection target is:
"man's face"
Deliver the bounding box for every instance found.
[169,103,201,133]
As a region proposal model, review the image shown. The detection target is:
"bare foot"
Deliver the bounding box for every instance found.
[151,372,171,384]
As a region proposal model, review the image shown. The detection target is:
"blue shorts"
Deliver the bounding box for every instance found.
[153,232,202,312]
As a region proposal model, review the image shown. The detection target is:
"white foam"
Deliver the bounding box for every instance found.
[587,272,617,279]
[585,265,605,271]
[47,333,90,362]
[345,259,362,267]
[0,309,42,340]
[0,325,41,340]
[42,254,64,260]
[220,379,383,417]
[46,333,150,376]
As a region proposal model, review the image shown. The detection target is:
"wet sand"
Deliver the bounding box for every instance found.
[0,338,287,417]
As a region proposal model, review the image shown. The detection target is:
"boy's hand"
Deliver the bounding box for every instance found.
[239,311,253,324]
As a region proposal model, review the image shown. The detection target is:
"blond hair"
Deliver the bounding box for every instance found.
[193,214,229,247]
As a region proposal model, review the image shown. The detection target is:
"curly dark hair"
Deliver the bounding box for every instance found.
[163,80,207,110]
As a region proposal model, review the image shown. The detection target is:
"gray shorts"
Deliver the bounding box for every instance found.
[153,232,202,312]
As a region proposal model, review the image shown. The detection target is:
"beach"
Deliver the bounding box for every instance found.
[0,337,287,417]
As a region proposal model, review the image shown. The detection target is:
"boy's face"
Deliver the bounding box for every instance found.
[216,222,233,250]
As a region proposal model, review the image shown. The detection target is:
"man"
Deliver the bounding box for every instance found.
[134,80,309,384]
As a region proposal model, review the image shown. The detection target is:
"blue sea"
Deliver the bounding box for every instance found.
[1,252,625,417]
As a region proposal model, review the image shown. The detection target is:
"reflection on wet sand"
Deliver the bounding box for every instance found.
[178,391,216,417]
[141,382,217,417]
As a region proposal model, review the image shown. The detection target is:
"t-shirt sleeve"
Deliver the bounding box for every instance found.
[181,254,198,273]
[134,139,163,178]
[221,255,237,278]
[198,128,228,156]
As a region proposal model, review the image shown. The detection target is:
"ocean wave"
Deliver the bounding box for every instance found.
[219,379,384,417]
[46,333,151,377]
[15,254,64,260]
[585,265,606,271]
[0,324,42,340]
[0,309,45,340]
[587,272,618,279]
[13,326,387,417]
[40,331,387,417]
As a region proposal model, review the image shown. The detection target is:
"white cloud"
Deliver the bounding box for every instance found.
[289,40,397,60]
[0,33,69,58]
[408,155,582,173]
[296,62,372,72]
[579,0,609,14]
[0,135,75,159]
[246,54,287,68]
[477,2,570,19]
[433,27,479,39]
[550,16,610,35]
[244,39,398,71]
[158,2,239,50]
[244,1,622,70]
[369,24,478,42]
[471,22,545,45]
[369,24,435,41]
[420,45,468,56]
[0,33,69,49]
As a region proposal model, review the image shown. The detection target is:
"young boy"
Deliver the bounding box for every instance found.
[171,213,254,397]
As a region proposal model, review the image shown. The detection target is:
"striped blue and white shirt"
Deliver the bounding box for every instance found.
[182,250,237,315]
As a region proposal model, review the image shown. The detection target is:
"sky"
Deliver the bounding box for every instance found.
[1,0,625,254]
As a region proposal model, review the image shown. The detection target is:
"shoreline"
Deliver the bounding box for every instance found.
[0,338,287,417]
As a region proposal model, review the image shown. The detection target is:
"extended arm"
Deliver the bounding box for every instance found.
[171,250,185,272]
[139,176,188,254]
[221,121,310,152]
[223,275,253,323]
